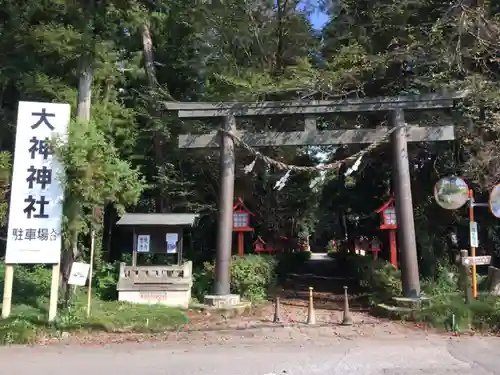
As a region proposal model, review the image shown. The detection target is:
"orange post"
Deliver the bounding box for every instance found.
[469,189,477,298]
[237,232,244,257]
[389,229,397,269]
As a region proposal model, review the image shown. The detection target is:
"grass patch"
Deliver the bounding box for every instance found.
[0,263,188,345]
[385,294,500,333]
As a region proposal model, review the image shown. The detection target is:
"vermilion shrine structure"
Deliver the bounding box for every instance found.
[376,195,398,268]
[165,92,467,304]
[232,198,254,256]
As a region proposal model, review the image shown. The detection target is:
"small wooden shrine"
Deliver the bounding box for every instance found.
[253,236,280,254]
[115,213,199,307]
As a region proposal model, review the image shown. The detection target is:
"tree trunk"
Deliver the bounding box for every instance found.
[61,63,93,304]
[142,21,164,212]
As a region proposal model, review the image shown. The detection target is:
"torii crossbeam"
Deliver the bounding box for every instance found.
[165,92,467,302]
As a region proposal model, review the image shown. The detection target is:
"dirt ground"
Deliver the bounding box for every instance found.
[41,290,429,347]
[38,257,433,347]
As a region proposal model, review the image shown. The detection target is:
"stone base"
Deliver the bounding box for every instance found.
[204,294,241,308]
[118,289,191,308]
[190,294,250,317]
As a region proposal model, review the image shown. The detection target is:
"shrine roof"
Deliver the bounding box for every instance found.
[376,195,395,213]
[116,213,200,227]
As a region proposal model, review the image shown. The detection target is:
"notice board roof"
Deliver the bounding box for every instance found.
[116,213,200,227]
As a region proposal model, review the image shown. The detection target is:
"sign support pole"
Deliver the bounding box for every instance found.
[460,249,473,303]
[1,265,14,318]
[87,226,95,317]
[468,190,478,298]
[48,263,60,321]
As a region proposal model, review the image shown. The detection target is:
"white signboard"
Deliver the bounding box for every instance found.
[166,233,178,254]
[5,102,70,264]
[461,255,491,266]
[470,222,479,248]
[68,262,90,286]
[137,234,150,253]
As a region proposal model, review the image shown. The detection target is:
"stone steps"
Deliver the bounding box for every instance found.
[376,296,432,318]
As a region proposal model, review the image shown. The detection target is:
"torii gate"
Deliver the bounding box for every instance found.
[165,92,466,301]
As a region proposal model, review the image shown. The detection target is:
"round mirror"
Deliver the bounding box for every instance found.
[489,184,500,218]
[434,177,469,210]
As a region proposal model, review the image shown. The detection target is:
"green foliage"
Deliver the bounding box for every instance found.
[421,261,460,296]
[0,0,500,334]
[193,255,277,302]
[275,251,312,276]
[0,262,188,345]
[55,119,146,236]
[339,254,500,333]
[412,295,500,333]
[230,255,278,301]
[93,261,121,300]
[340,254,402,305]
[0,318,40,345]
[416,263,500,332]
[0,152,11,227]
[0,263,52,308]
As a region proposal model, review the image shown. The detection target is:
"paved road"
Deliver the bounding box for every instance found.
[1,331,498,375]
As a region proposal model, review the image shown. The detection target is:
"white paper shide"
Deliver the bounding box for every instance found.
[5,102,70,264]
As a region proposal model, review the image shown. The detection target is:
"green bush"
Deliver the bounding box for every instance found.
[231,255,277,301]
[351,255,402,304]
[0,263,52,308]
[332,253,402,305]
[94,261,121,300]
[421,261,460,296]
[192,266,213,302]
[193,254,277,302]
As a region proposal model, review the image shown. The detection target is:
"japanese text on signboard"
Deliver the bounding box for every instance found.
[5,102,70,264]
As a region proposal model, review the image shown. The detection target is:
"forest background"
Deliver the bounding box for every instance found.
[0,0,499,300]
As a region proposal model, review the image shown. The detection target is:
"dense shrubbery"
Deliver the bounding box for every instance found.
[93,261,121,300]
[193,252,315,302]
[193,254,278,302]
[335,253,402,305]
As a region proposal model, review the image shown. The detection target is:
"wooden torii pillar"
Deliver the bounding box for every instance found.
[165,92,467,299]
